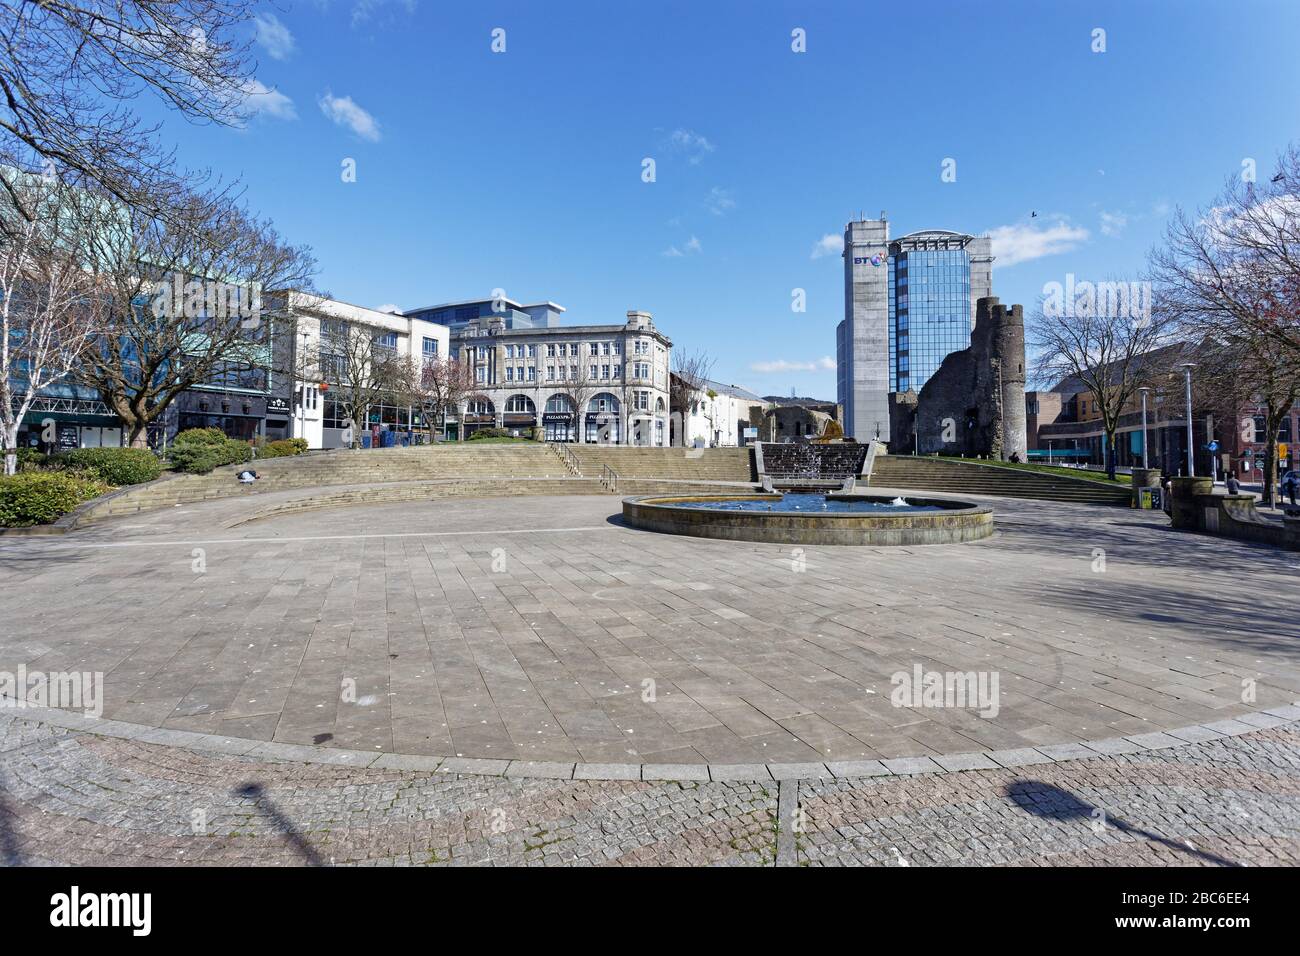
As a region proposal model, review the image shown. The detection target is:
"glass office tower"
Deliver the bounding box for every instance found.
[887,240,983,393]
[838,222,992,441]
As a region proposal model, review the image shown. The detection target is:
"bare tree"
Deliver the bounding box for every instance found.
[74,187,315,446]
[0,176,104,473]
[397,354,475,443]
[669,349,714,447]
[560,363,600,444]
[1030,278,1173,478]
[1194,333,1300,506]
[0,0,262,230]
[1151,147,1300,362]
[315,317,404,449]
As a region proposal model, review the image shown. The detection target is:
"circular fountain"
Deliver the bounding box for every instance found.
[622,492,993,546]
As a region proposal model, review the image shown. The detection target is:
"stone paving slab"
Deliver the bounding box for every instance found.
[5,493,1300,773]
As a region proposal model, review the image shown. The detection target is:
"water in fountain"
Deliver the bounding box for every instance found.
[671,493,942,513]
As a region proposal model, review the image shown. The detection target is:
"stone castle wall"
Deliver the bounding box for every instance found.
[896,296,1028,461]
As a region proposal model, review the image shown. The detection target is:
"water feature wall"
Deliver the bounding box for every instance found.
[758,442,868,481]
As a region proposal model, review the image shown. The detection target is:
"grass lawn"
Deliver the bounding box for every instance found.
[462,437,539,444]
[928,456,1130,486]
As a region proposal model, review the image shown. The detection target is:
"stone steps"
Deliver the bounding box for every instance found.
[871,456,1132,505]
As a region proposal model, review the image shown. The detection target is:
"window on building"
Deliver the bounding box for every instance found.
[601,365,610,379]
[504,344,514,358]
[527,366,536,382]
[546,366,556,381]
[589,343,599,355]
[568,343,579,356]
[527,344,536,358]
[546,343,556,357]
[589,364,598,378]
[422,337,439,359]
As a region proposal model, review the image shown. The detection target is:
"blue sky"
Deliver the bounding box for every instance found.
[143,0,1300,398]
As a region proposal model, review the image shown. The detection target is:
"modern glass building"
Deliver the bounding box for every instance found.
[838,220,992,441]
[887,233,988,393]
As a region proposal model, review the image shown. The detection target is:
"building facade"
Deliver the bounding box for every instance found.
[286,293,450,450]
[837,217,993,442]
[425,303,672,444]
[672,378,767,447]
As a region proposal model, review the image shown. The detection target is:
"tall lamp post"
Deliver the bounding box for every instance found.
[1179,363,1195,477]
[1138,386,1151,469]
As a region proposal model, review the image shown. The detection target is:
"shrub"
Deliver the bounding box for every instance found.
[467,427,511,440]
[54,447,162,486]
[169,434,252,474]
[173,427,228,447]
[14,448,49,472]
[255,438,307,459]
[0,472,110,527]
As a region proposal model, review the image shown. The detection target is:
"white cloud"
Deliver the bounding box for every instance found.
[704,187,735,216]
[663,235,702,257]
[319,92,381,141]
[988,220,1089,267]
[668,128,715,164]
[254,13,296,60]
[751,356,836,374]
[351,0,417,27]
[375,304,401,314]
[811,233,842,259]
[239,80,296,121]
[1099,210,1128,237]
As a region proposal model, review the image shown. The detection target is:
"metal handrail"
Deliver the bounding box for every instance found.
[601,463,619,492]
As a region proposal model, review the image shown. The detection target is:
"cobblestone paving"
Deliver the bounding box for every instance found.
[2,712,1296,866]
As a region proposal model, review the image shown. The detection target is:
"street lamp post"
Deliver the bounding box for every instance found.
[1180,363,1195,477]
[1047,440,1054,465]
[1138,386,1151,469]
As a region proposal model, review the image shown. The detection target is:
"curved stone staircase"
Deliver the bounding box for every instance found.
[565,445,756,481]
[870,456,1133,506]
[72,443,761,523]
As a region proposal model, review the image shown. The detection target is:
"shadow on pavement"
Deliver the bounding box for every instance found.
[234,782,323,866]
[0,768,24,867]
[1004,779,1240,867]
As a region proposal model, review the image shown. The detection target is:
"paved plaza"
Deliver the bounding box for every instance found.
[2,488,1299,865]
[3,491,1299,768]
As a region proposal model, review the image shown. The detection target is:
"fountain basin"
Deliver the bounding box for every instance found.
[622,493,993,546]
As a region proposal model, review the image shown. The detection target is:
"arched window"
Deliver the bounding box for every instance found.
[587,393,621,443]
[466,397,495,417]
[545,394,575,414]
[504,394,536,414]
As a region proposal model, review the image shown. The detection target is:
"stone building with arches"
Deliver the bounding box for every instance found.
[448,309,673,445]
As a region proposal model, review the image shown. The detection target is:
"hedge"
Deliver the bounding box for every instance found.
[15,448,49,472]
[169,427,252,474]
[0,472,110,527]
[256,437,307,458]
[54,447,162,486]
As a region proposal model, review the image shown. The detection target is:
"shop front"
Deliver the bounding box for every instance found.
[175,390,268,442]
